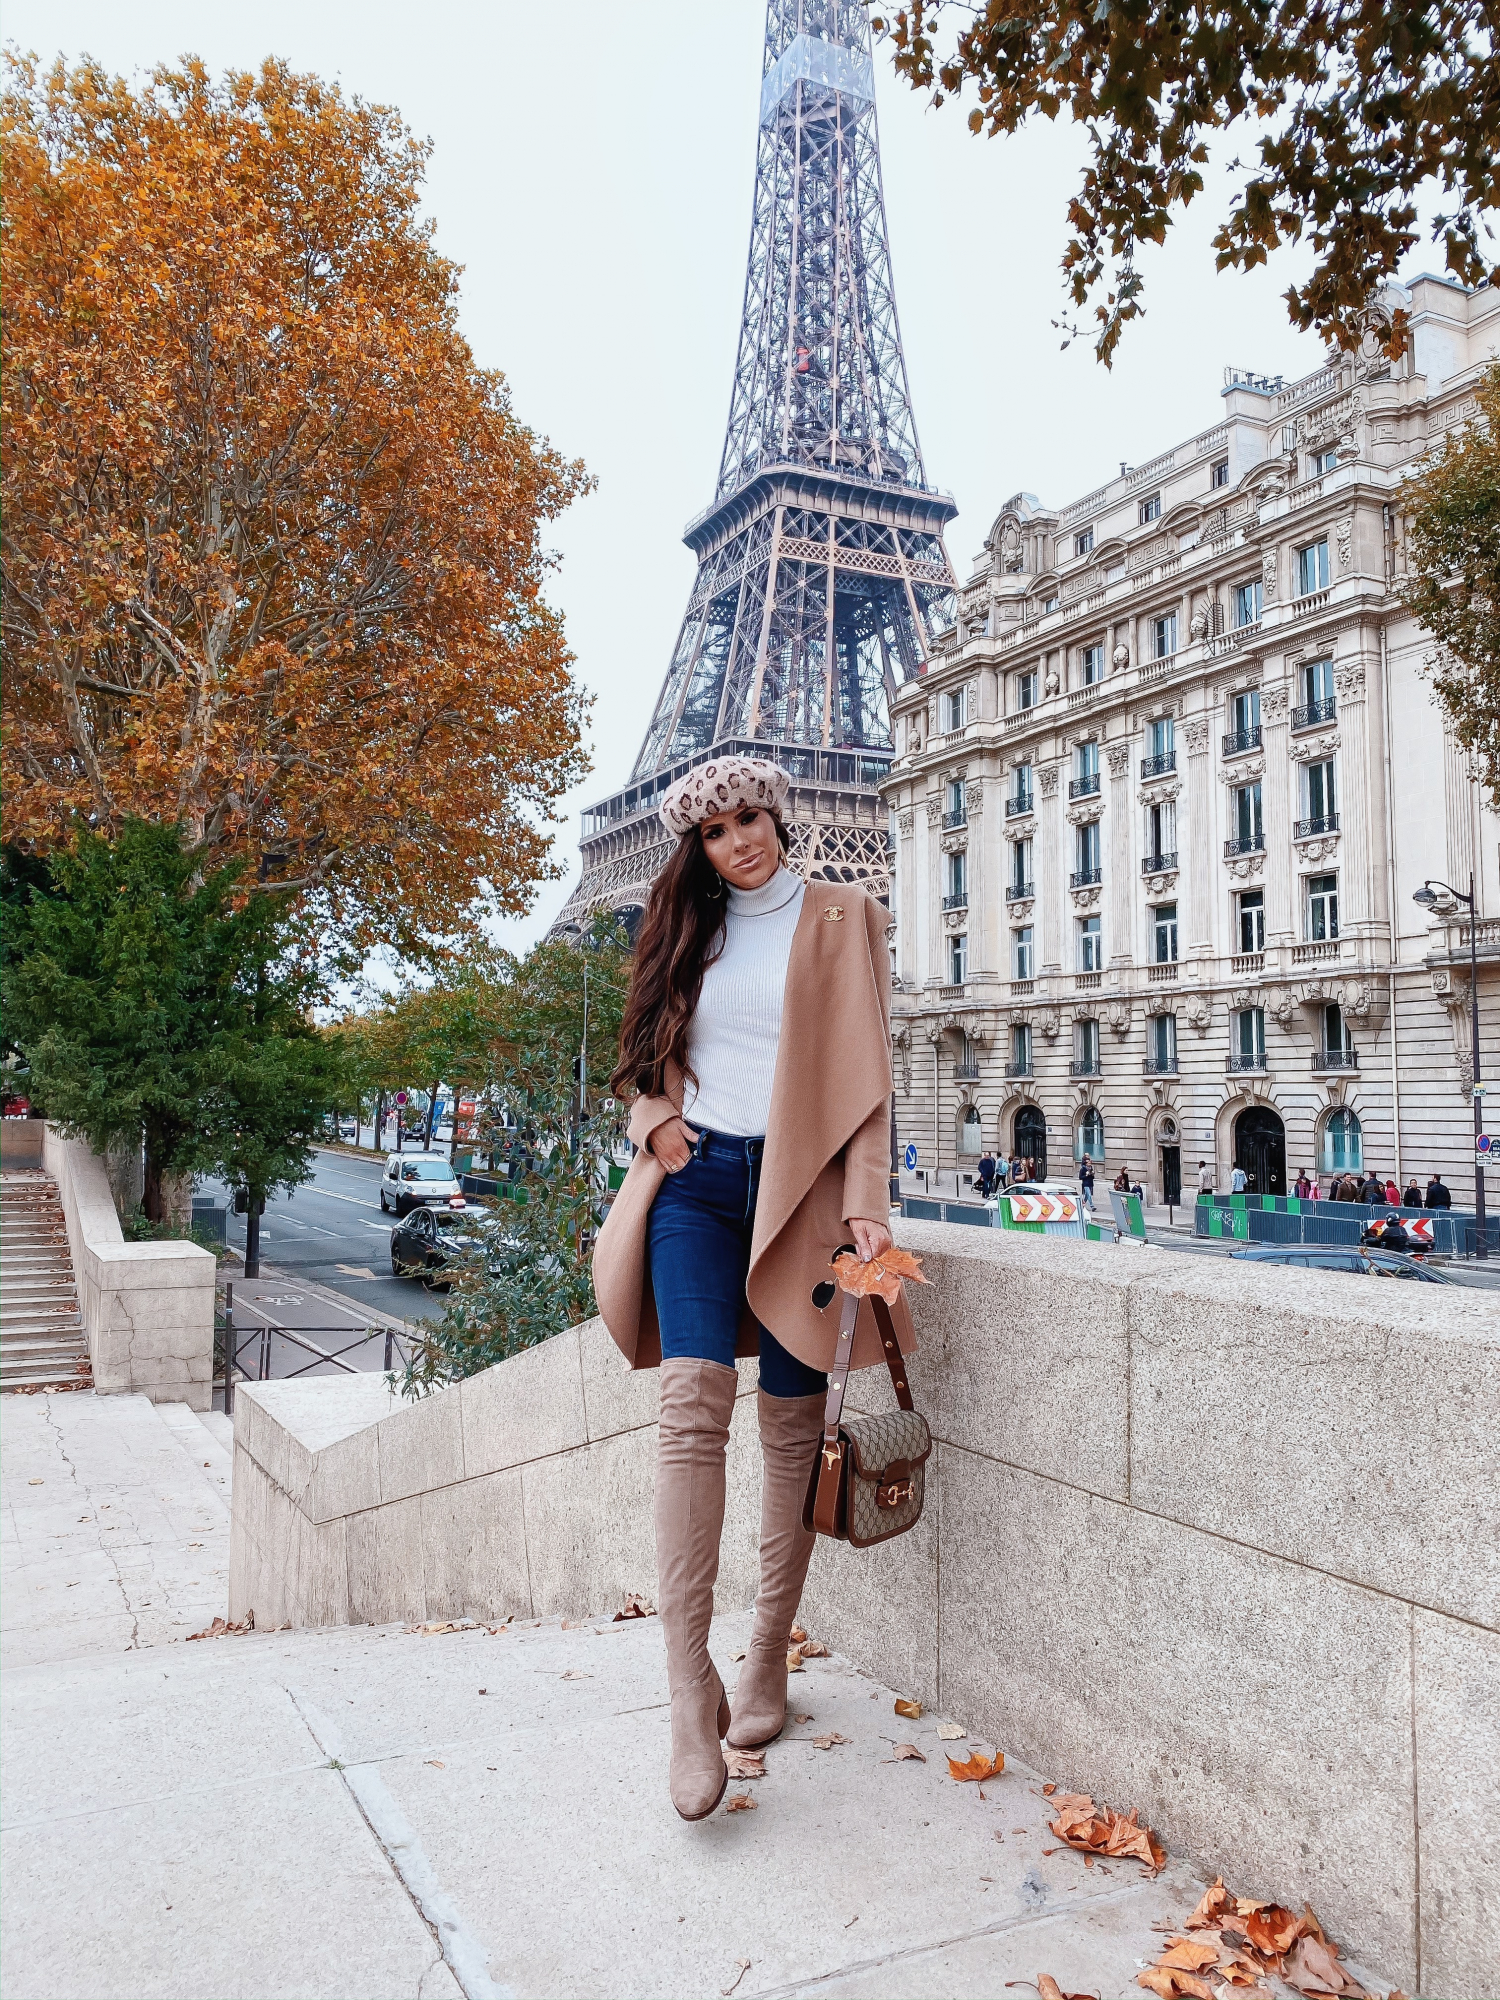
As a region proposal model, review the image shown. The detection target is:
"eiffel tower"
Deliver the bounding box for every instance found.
[557,0,956,930]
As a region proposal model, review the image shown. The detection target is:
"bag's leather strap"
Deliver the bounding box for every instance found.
[822,1283,914,1446]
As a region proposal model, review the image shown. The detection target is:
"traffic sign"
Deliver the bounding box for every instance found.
[395,1091,408,1105]
[903,1142,918,1172]
[1477,1133,1493,1154]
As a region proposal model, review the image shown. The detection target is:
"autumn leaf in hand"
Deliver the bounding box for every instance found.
[830,1245,928,1304]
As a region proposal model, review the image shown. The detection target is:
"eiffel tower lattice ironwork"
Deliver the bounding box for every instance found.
[558,0,956,929]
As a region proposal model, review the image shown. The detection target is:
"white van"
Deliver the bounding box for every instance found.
[379,1152,462,1217]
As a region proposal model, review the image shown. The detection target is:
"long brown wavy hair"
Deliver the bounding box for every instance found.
[611,811,790,1100]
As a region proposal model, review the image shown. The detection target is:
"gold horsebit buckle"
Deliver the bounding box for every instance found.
[875,1476,915,1509]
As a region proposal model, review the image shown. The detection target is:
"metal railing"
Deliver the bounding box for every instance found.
[1140,751,1177,779]
[1222,726,1262,755]
[1005,793,1034,817]
[1312,1048,1358,1071]
[1293,696,1336,730]
[942,809,967,829]
[1224,834,1265,856]
[1226,1053,1268,1073]
[952,1062,980,1081]
[1143,1056,1179,1075]
[1070,1058,1102,1077]
[1141,851,1178,873]
[1070,866,1103,888]
[220,1284,413,1417]
[1069,773,1101,798]
[1006,881,1035,901]
[1004,1059,1033,1077]
[1294,812,1339,838]
[942,891,969,910]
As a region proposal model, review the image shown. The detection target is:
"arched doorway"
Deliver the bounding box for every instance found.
[1014,1105,1047,1178]
[1234,1106,1286,1195]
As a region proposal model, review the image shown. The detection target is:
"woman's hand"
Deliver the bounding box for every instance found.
[649,1117,700,1173]
[848,1216,893,1263]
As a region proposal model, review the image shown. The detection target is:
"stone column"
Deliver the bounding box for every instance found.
[1182,716,1213,955]
[896,805,917,986]
[1260,682,1293,954]
[1037,762,1063,972]
[923,795,943,987]
[1106,742,1133,966]
[1332,661,1373,937]
[967,776,990,978]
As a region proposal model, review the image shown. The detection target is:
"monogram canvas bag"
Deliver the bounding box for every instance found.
[802,1259,931,1549]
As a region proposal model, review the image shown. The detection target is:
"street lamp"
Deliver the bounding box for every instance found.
[1413,874,1487,1256]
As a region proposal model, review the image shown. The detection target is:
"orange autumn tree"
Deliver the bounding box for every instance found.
[2,54,591,960]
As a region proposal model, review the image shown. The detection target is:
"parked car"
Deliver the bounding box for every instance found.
[379,1152,463,1216]
[389,1201,516,1285]
[1229,1245,1455,1283]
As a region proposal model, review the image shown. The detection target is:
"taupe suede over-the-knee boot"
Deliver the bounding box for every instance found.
[655,1356,739,1820]
[726,1388,825,1750]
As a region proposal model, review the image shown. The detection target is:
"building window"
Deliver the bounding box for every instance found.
[1232,688,1261,736]
[1079,915,1103,971]
[948,933,967,985]
[1082,643,1105,684]
[1010,1022,1032,1072]
[1075,1018,1101,1074]
[1235,1006,1266,1065]
[1152,903,1178,963]
[1010,837,1033,897]
[1303,758,1337,826]
[1016,669,1038,711]
[959,1106,982,1156]
[1323,1002,1352,1056]
[1153,612,1178,659]
[1232,781,1263,849]
[1148,716,1174,760]
[1302,657,1335,705]
[1231,579,1263,628]
[1149,1013,1177,1070]
[945,850,967,906]
[1310,447,1338,476]
[1010,763,1033,811]
[1043,594,1060,614]
[1296,538,1330,595]
[1075,527,1095,557]
[1076,1106,1106,1162]
[945,687,967,731]
[1013,927,1034,980]
[1210,458,1230,489]
[1139,492,1162,524]
[1074,820,1102,883]
[1238,889,1265,953]
[1306,872,1339,941]
[1146,798,1176,865]
[946,777,966,824]
[1073,740,1100,794]
[1322,1106,1363,1175]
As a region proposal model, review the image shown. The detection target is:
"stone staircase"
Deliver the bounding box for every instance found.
[0,1171,90,1391]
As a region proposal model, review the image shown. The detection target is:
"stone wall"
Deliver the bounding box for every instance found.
[43,1125,216,1408]
[228,1224,1499,1996]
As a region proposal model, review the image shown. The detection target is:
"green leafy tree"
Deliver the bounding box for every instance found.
[3,820,348,1243]
[1400,363,1500,807]
[873,0,1500,366]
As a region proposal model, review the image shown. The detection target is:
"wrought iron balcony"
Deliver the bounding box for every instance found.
[1226,1052,1268,1072]
[1069,773,1101,799]
[1312,1047,1358,1072]
[1292,696,1337,730]
[1222,726,1262,755]
[1003,1059,1033,1078]
[1224,834,1265,856]
[1140,751,1177,779]
[952,1062,980,1081]
[1294,813,1339,838]
[1005,793,1034,817]
[1070,866,1103,888]
[1141,852,1178,874]
[943,808,967,829]
[1005,881,1035,902]
[1070,1058,1102,1077]
[1142,1056,1179,1075]
[942,892,969,911]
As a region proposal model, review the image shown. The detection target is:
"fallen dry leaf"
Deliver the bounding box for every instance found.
[799,1639,831,1658]
[789,1626,808,1643]
[1037,1979,1100,2000]
[936,1722,966,1740]
[724,1793,756,1813]
[891,1743,926,1762]
[424,1760,445,1769]
[786,1647,805,1672]
[612,1593,655,1620]
[1187,1879,1235,1929]
[792,1713,813,1724]
[1041,1781,1057,1794]
[1243,1905,1301,1957]
[1283,1936,1366,1998]
[722,1960,751,1998]
[729,1649,748,1661]
[1049,1792,1165,1872]
[894,1698,923,1719]
[1137,1971,1217,2000]
[186,1614,253,1641]
[830,1244,929,1304]
[947,1749,1005,1783]
[812,1732,850,1750]
[403,1620,473,1636]
[1155,1940,1221,1973]
[560,1669,592,1681]
[723,1747,766,1780]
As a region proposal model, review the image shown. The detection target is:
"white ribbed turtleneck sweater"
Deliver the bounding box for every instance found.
[680,867,805,1138]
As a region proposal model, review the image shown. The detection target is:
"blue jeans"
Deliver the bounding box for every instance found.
[647,1130,828,1400]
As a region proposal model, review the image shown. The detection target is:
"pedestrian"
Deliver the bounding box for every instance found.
[976,1150,997,1198]
[1196,1159,1215,1194]
[1230,1162,1248,1194]
[1382,1175,1402,1205]
[1078,1156,1095,1206]
[1359,1170,1383,1205]
[1402,1177,1423,1209]
[1425,1174,1452,1209]
[1008,1150,1023,1184]
[593,757,911,1823]
[1294,1169,1312,1199]
[1113,1166,1131,1193]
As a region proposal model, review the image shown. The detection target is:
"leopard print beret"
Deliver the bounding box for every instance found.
[659,755,790,836]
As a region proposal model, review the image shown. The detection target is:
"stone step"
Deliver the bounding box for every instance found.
[153,1401,234,1503]
[1,1324,86,1347]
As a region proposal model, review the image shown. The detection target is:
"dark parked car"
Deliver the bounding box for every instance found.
[389,1201,514,1285]
[1229,1245,1455,1283]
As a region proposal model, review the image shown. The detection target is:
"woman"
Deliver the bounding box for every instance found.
[593,756,910,1823]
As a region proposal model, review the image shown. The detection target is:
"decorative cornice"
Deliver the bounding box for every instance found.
[1289,732,1339,762]
[1224,852,1266,880]
[1219,757,1265,785]
[1106,744,1132,779]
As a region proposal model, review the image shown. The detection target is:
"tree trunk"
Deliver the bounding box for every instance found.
[375,1090,386,1153]
[424,1079,439,1149]
[244,1199,262,1277]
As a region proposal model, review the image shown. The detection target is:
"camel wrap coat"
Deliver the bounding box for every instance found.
[591,880,915,1377]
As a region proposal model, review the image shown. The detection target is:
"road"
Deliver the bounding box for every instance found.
[204,1148,451,1334]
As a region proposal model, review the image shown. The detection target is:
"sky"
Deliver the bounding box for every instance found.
[10,0,1362,957]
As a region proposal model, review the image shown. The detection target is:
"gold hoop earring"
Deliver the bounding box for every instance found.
[705,875,726,901]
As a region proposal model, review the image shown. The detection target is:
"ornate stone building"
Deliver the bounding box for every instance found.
[883,276,1500,1199]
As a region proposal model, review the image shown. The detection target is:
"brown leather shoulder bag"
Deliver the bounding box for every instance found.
[802,1276,931,1548]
